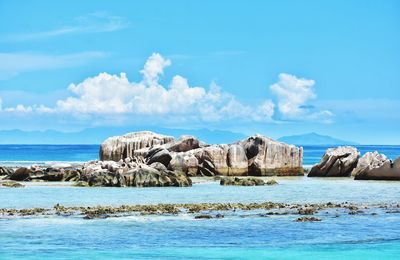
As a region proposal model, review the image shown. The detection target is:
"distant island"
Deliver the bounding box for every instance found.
[278,132,358,146]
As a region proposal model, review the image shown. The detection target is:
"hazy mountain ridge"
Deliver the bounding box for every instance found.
[278,132,357,145]
[0,127,247,145]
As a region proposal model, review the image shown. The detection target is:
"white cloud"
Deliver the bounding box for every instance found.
[0,12,127,42]
[0,52,107,80]
[0,53,332,125]
[34,53,275,123]
[270,73,332,122]
[4,104,33,113]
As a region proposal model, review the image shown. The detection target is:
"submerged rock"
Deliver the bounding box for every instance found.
[295,216,321,222]
[308,146,360,177]
[266,179,278,185]
[0,180,25,188]
[353,152,400,180]
[220,177,265,186]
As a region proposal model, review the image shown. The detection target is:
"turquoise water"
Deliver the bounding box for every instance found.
[1,145,400,259]
[1,179,400,259]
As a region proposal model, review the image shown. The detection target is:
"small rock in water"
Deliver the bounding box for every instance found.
[194,214,213,219]
[266,179,278,185]
[295,216,321,222]
[0,181,25,188]
[74,181,89,187]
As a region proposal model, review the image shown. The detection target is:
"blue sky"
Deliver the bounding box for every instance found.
[0,0,399,144]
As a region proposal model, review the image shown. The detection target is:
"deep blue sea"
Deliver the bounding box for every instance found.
[0,144,399,167]
[1,144,400,259]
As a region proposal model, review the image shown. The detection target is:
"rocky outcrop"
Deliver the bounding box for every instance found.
[145,147,172,167]
[0,180,24,188]
[82,160,192,187]
[100,131,174,161]
[0,166,13,177]
[308,146,360,177]
[99,131,303,177]
[240,135,303,176]
[8,166,81,182]
[220,177,266,186]
[165,135,202,152]
[353,152,400,180]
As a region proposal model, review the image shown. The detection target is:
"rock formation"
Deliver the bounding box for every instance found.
[9,166,81,182]
[100,131,174,161]
[82,160,191,187]
[353,151,400,180]
[100,131,303,176]
[308,146,360,177]
[240,135,303,175]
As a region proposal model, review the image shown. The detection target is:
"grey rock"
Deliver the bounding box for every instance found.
[145,147,172,167]
[353,152,400,180]
[308,146,360,177]
[100,131,174,161]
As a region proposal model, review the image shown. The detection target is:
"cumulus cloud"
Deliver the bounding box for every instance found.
[0,53,332,125]
[33,53,274,123]
[270,73,332,122]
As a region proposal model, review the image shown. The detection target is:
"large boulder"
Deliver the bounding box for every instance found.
[240,135,303,176]
[165,135,202,152]
[168,152,199,176]
[100,131,174,161]
[353,152,400,180]
[85,163,192,187]
[308,146,360,177]
[9,167,32,181]
[145,147,172,167]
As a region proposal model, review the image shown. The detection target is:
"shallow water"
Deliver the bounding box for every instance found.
[1,179,400,259]
[1,144,400,259]
[1,177,400,209]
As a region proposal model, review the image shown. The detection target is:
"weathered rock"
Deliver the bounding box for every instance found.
[220,177,265,186]
[353,152,400,180]
[240,135,303,176]
[308,146,360,177]
[9,167,32,181]
[100,131,174,161]
[100,131,303,177]
[145,147,172,167]
[168,152,199,176]
[165,135,201,152]
[266,179,278,185]
[74,181,89,187]
[0,180,25,188]
[84,162,192,187]
[0,166,13,176]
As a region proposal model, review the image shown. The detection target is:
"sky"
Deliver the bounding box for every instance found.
[0,0,399,144]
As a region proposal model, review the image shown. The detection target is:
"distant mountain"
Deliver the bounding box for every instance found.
[0,126,247,145]
[278,132,358,146]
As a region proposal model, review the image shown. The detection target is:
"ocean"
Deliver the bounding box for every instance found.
[1,144,400,259]
[0,144,399,167]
